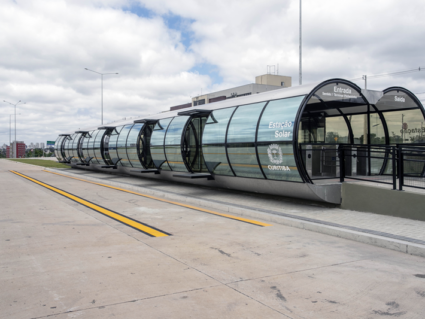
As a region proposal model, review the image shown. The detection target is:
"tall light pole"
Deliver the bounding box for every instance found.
[299,0,302,85]
[4,100,23,158]
[85,68,119,125]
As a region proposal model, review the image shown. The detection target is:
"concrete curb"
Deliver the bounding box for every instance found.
[45,168,425,259]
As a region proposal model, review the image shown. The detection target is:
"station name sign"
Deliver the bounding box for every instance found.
[321,86,358,100]
[394,96,405,103]
[269,121,293,138]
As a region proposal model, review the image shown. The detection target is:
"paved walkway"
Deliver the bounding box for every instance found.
[32,164,425,255]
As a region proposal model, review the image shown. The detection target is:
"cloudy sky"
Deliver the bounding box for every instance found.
[1,0,424,146]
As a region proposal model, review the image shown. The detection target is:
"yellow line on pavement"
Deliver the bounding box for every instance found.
[43,170,272,227]
[10,170,170,237]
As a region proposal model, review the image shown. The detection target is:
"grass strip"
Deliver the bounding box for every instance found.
[7,158,70,168]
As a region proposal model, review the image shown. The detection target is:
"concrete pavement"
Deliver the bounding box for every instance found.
[1,159,425,318]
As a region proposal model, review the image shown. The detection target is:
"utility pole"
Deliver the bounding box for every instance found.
[299,0,302,85]
[362,75,367,89]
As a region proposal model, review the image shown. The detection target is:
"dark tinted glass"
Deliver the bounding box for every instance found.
[150,118,173,170]
[63,135,73,159]
[151,118,173,145]
[127,124,144,168]
[165,116,189,145]
[117,125,133,167]
[203,108,235,144]
[227,102,266,143]
[93,129,106,164]
[202,144,233,175]
[150,145,170,170]
[258,143,302,181]
[376,91,420,112]
[313,83,364,104]
[257,96,304,142]
[54,136,63,160]
[384,109,425,144]
[227,143,264,178]
[165,145,187,172]
[89,130,101,164]
[108,126,123,161]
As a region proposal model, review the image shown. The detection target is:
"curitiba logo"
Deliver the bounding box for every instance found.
[267,144,283,164]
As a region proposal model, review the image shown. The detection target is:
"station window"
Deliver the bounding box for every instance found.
[150,118,173,170]
[117,125,133,167]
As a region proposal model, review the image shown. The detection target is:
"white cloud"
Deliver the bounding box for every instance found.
[0,0,424,146]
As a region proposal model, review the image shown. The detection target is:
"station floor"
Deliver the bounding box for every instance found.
[1,159,425,318]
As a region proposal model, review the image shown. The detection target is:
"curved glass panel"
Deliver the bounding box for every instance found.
[150,118,173,170]
[89,130,101,164]
[383,109,425,144]
[164,116,189,171]
[324,117,350,144]
[227,102,266,143]
[227,143,264,178]
[140,124,155,168]
[370,113,386,144]
[63,135,74,159]
[258,96,305,142]
[117,125,133,167]
[102,131,115,166]
[165,145,187,172]
[71,133,83,162]
[108,126,123,163]
[183,117,209,173]
[93,129,106,164]
[54,136,63,161]
[202,144,233,175]
[165,116,189,145]
[127,124,144,168]
[203,108,235,144]
[258,143,302,181]
[82,130,95,159]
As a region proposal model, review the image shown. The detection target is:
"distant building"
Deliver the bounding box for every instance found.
[169,74,292,111]
[6,146,10,158]
[35,142,40,148]
[10,141,26,158]
[191,74,292,107]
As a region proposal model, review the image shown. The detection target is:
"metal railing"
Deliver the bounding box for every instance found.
[338,144,425,190]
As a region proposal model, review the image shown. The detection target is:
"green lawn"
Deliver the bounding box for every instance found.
[7,159,70,168]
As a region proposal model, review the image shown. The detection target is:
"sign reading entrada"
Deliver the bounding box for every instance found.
[321,86,358,99]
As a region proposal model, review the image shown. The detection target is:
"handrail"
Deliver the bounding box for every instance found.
[338,144,425,191]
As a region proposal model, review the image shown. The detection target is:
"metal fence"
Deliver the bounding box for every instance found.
[338,144,425,190]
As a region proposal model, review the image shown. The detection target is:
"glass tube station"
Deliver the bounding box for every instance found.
[54,78,425,204]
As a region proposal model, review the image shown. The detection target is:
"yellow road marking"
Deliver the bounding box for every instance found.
[43,170,272,227]
[10,170,170,237]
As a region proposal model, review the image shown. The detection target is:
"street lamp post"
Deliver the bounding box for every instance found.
[85,68,119,125]
[4,100,23,158]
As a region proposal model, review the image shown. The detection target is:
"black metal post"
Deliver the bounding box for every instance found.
[398,147,404,191]
[392,146,396,190]
[339,146,345,183]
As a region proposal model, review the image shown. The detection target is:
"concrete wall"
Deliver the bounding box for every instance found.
[341,183,425,221]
